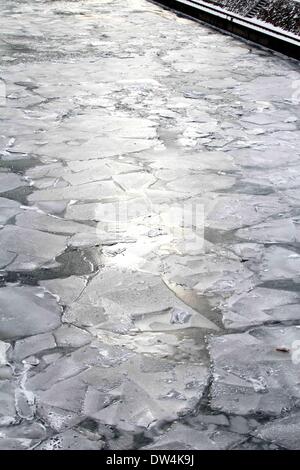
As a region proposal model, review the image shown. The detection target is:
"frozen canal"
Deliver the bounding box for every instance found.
[1,0,300,451]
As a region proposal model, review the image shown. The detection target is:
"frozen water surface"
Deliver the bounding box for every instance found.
[0,0,300,450]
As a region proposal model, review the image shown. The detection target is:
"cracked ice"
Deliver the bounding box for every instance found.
[0,0,300,451]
